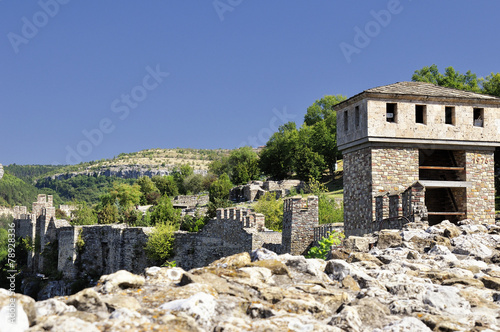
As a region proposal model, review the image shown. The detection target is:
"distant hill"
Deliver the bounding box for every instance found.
[6,148,231,182]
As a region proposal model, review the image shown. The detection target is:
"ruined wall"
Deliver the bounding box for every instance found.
[466,149,495,224]
[282,196,318,255]
[172,217,254,270]
[74,225,152,279]
[343,148,372,236]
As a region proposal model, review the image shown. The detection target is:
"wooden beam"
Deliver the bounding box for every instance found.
[419,166,464,170]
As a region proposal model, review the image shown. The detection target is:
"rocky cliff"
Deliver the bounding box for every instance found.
[4,218,500,331]
[47,165,207,181]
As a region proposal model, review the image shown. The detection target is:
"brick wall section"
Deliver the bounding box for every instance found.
[343,148,372,236]
[466,150,495,224]
[282,196,318,255]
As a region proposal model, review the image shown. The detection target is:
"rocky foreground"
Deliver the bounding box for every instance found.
[3,219,500,331]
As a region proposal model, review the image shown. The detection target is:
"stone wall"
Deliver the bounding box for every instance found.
[343,148,372,236]
[282,196,318,255]
[172,195,209,208]
[230,180,304,202]
[466,149,495,224]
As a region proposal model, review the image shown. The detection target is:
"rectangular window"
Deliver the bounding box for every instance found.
[355,106,360,128]
[415,105,426,124]
[445,106,455,125]
[473,108,484,127]
[344,110,348,132]
[386,103,397,123]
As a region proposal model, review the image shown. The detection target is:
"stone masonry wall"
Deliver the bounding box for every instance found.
[343,148,372,236]
[282,196,318,255]
[466,149,495,224]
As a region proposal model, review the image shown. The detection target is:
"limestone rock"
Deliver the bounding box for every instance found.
[377,230,402,249]
[96,270,145,294]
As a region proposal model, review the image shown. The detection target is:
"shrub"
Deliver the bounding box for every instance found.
[180,215,205,232]
[305,231,345,260]
[253,192,283,231]
[145,222,177,265]
[319,195,343,224]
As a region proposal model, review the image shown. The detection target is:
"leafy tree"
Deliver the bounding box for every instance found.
[183,173,205,194]
[253,192,283,231]
[208,173,232,203]
[294,126,326,181]
[180,215,206,232]
[144,222,177,265]
[149,195,181,226]
[227,147,260,185]
[318,195,343,224]
[311,114,341,176]
[412,64,481,93]
[71,202,97,225]
[207,173,233,218]
[110,183,142,210]
[97,203,119,224]
[172,164,194,195]
[136,176,159,205]
[482,73,500,97]
[209,147,260,185]
[259,122,299,180]
[304,95,346,126]
[152,175,179,197]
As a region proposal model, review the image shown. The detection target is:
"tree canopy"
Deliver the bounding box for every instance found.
[412,64,500,97]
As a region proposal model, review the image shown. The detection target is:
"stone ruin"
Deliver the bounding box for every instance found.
[229,179,305,202]
[14,194,341,276]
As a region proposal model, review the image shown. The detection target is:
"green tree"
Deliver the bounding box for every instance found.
[136,176,159,205]
[311,114,341,176]
[482,73,500,97]
[97,203,119,224]
[71,201,97,225]
[207,173,233,218]
[412,64,481,93]
[253,192,283,231]
[173,164,194,195]
[149,196,181,226]
[152,175,179,197]
[183,174,205,194]
[294,126,326,181]
[259,122,299,180]
[144,222,176,265]
[304,95,346,126]
[110,183,142,210]
[228,147,260,185]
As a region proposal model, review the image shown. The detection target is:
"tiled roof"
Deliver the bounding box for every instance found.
[365,81,499,100]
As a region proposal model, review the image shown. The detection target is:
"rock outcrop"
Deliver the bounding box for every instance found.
[4,218,500,331]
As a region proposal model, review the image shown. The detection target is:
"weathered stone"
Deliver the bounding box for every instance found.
[251,248,278,261]
[96,270,145,294]
[480,276,500,291]
[210,252,251,268]
[64,288,108,318]
[344,236,372,252]
[159,292,217,330]
[377,230,402,249]
[452,235,494,259]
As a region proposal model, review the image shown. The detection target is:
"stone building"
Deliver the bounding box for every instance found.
[335,81,500,236]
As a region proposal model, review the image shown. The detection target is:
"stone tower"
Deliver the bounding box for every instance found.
[282,195,318,255]
[334,82,500,236]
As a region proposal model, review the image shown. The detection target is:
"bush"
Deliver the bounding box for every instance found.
[253,192,283,231]
[306,231,345,260]
[180,215,205,232]
[145,222,176,265]
[319,194,343,224]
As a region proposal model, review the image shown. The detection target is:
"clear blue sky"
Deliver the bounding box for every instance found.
[1,1,499,165]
